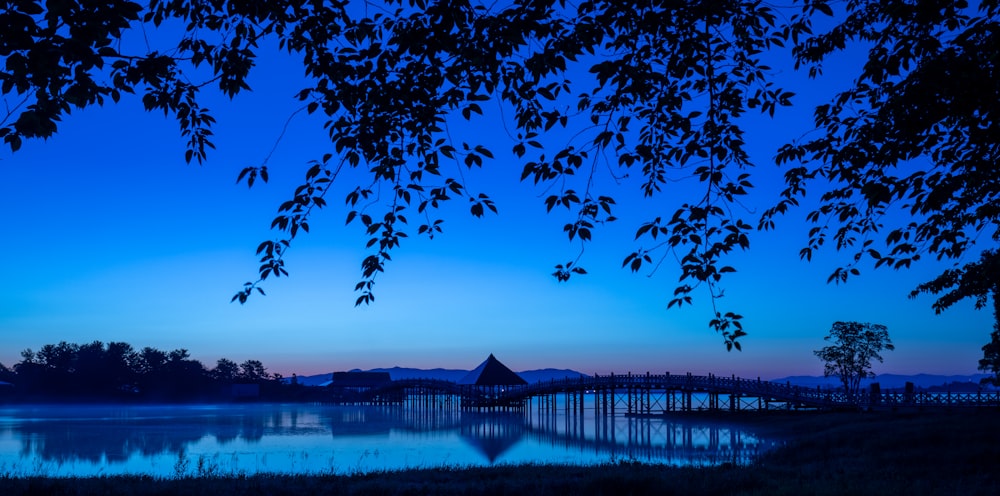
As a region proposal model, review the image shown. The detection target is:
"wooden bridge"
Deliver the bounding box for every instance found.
[335,372,1000,412]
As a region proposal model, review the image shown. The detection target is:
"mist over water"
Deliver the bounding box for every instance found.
[0,403,780,477]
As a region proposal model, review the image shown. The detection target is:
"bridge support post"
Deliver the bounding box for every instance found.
[600,381,606,417]
[626,372,633,416]
[608,372,615,417]
[645,372,651,415]
[590,383,595,417]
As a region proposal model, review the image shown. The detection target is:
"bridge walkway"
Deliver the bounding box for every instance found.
[347,373,1000,411]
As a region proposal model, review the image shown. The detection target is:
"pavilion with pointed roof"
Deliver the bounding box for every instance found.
[459,354,527,386]
[458,354,527,411]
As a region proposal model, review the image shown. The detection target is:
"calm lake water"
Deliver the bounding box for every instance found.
[0,402,781,477]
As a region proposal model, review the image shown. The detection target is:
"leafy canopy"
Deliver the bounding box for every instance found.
[2,0,998,350]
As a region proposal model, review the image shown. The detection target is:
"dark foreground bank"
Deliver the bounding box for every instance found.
[1,410,996,495]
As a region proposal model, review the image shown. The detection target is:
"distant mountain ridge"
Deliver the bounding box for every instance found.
[291,367,587,386]
[771,373,996,390]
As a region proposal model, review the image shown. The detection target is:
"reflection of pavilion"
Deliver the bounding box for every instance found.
[458,354,528,411]
[459,412,525,462]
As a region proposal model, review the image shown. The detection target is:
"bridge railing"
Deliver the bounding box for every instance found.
[506,372,853,408]
[874,390,1000,408]
[354,374,1000,410]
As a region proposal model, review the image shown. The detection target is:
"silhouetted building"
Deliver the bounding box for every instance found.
[230,383,260,399]
[326,371,393,404]
[459,354,527,386]
[459,354,526,411]
[330,371,393,389]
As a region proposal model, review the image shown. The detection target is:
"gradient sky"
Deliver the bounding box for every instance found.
[0,15,994,379]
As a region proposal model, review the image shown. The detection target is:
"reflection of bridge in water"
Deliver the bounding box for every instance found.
[522,406,775,466]
[347,373,1000,412]
[320,404,776,465]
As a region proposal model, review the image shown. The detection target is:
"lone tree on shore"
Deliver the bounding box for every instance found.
[814,322,894,402]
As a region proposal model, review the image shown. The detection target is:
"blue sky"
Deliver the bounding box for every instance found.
[0,13,994,379]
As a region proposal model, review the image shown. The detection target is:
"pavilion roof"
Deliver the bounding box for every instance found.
[458,354,527,386]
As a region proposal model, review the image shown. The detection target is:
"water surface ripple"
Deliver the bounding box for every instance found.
[0,403,779,477]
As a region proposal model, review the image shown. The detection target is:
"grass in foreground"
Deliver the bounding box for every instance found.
[1,410,997,495]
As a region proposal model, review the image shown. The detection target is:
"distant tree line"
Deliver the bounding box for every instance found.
[0,341,317,402]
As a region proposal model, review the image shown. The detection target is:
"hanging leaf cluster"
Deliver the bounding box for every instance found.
[3,1,998,351]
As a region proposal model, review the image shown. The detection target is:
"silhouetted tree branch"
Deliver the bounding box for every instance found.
[3,1,998,352]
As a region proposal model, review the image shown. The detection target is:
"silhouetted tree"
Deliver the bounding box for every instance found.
[11,349,42,393]
[0,361,14,383]
[909,250,1000,385]
[7,341,294,401]
[212,358,240,383]
[239,360,270,383]
[31,341,77,395]
[136,347,168,376]
[36,342,75,371]
[815,322,894,402]
[2,1,997,348]
[106,341,140,390]
[73,341,109,395]
[155,349,211,400]
[981,329,1000,387]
